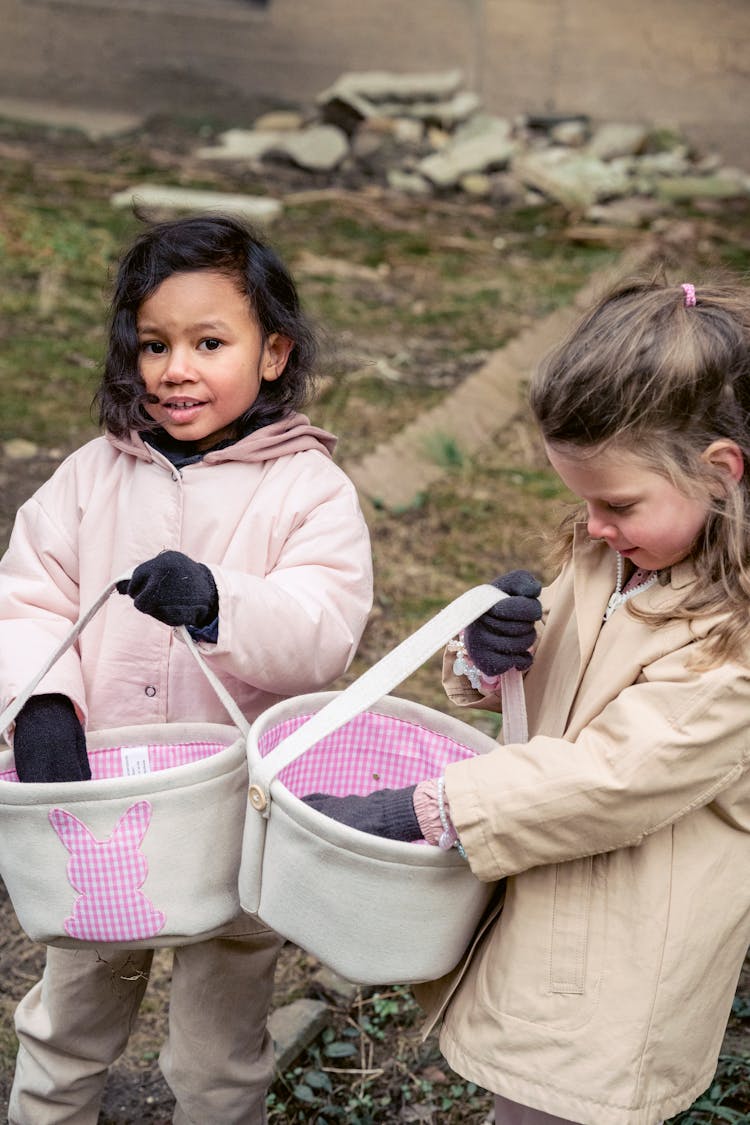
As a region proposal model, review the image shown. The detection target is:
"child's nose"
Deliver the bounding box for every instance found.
[587,509,615,540]
[163,347,197,383]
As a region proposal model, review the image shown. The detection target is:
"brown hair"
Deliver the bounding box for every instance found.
[529,275,750,667]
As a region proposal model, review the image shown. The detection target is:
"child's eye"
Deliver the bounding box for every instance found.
[140,340,166,355]
[200,337,223,351]
[607,502,634,512]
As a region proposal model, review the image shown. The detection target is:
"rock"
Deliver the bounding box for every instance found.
[186,68,750,215]
[513,149,632,208]
[268,999,331,1071]
[351,128,388,163]
[635,148,691,177]
[381,90,480,127]
[279,124,349,171]
[317,71,478,131]
[311,965,360,1004]
[293,251,390,282]
[655,175,749,201]
[386,168,432,195]
[110,185,282,223]
[318,69,465,108]
[488,172,529,206]
[585,196,668,227]
[200,124,349,172]
[253,110,306,132]
[418,126,516,188]
[3,439,39,460]
[693,152,723,174]
[550,119,588,147]
[587,123,649,160]
[0,97,141,140]
[426,126,451,150]
[453,113,513,144]
[526,111,589,132]
[392,117,424,146]
[197,129,280,161]
[460,172,492,197]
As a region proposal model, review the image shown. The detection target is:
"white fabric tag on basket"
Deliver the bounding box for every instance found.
[120,745,152,776]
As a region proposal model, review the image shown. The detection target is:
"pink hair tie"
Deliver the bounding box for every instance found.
[681,283,697,307]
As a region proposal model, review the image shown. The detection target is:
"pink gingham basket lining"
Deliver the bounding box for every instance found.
[0,740,227,783]
[259,711,477,797]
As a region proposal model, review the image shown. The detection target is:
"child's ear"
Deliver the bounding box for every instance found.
[702,439,745,485]
[262,333,293,382]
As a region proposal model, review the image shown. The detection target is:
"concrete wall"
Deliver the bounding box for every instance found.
[2,0,749,163]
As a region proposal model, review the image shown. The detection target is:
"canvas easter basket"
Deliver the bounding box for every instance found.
[236,584,528,985]
[0,577,250,951]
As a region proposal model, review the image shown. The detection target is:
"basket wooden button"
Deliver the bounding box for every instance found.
[248,784,267,811]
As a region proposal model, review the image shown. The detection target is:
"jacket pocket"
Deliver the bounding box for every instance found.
[549,855,593,994]
[474,858,603,1032]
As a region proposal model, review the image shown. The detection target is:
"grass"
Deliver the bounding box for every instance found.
[268,986,492,1124]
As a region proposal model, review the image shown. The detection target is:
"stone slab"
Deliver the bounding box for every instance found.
[110,185,283,223]
[269,999,331,1072]
[0,97,142,140]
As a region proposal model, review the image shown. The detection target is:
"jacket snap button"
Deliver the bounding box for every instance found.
[144,685,157,697]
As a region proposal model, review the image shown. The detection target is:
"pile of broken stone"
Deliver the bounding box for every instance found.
[194,68,750,223]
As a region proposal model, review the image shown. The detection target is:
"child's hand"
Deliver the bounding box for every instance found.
[464,569,542,675]
[302,786,422,842]
[117,550,219,627]
[13,694,90,782]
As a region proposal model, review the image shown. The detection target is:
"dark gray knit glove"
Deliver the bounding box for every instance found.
[117,550,218,628]
[464,569,542,676]
[302,786,422,842]
[13,694,90,783]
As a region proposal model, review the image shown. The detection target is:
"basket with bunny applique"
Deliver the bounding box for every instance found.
[0,578,250,950]
[236,584,528,985]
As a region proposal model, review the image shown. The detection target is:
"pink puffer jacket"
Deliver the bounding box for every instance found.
[0,414,373,735]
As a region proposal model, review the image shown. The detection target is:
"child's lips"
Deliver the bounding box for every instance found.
[161,399,206,422]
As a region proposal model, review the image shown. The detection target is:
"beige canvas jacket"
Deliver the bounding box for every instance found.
[418,525,750,1125]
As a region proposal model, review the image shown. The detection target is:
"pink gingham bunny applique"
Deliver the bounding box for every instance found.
[49,800,167,942]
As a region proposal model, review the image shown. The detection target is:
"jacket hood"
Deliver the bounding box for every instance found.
[105,412,337,465]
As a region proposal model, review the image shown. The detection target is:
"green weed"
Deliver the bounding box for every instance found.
[423,432,465,469]
[670,1054,750,1123]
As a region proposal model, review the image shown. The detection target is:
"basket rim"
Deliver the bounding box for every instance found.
[250,690,498,758]
[0,721,245,804]
[248,692,494,868]
[265,787,474,867]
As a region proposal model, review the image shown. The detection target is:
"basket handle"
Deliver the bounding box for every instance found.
[248,584,528,807]
[0,577,251,740]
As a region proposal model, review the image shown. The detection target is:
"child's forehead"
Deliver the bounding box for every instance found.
[137,269,253,319]
[545,439,647,472]
[544,440,661,495]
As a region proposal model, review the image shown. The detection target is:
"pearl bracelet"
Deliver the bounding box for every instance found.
[447,634,503,694]
[447,636,483,691]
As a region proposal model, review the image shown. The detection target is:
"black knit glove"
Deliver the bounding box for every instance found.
[13,694,90,783]
[302,786,422,842]
[117,550,219,627]
[464,570,542,676]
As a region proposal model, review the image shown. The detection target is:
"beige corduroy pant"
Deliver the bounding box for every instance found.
[8,913,284,1125]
